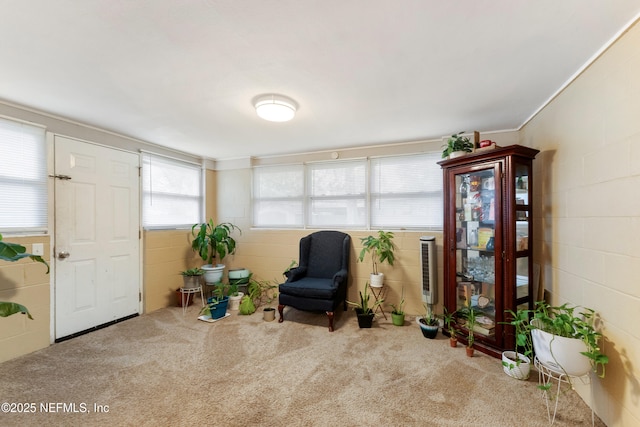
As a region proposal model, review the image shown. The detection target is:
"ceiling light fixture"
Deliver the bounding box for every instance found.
[254,94,297,122]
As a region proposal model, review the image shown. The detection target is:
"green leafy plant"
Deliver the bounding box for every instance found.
[443,307,458,340]
[191,220,241,265]
[357,231,396,275]
[466,307,476,348]
[179,267,204,276]
[1,234,50,319]
[530,301,608,378]
[238,275,278,315]
[389,287,405,316]
[501,308,534,371]
[420,304,439,326]
[441,131,474,158]
[347,283,383,315]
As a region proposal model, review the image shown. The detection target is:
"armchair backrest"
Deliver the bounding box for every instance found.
[299,231,350,279]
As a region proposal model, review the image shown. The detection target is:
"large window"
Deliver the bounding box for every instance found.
[253,154,443,229]
[142,153,203,228]
[0,117,47,233]
[308,161,366,227]
[252,165,304,227]
[370,153,443,228]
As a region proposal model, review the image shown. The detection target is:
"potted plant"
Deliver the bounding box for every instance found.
[443,308,458,347]
[347,283,383,328]
[179,267,204,290]
[191,220,240,284]
[500,308,533,380]
[200,283,229,320]
[227,282,244,311]
[416,304,439,339]
[465,307,476,357]
[0,233,49,319]
[441,131,474,159]
[530,301,608,379]
[357,230,396,288]
[389,287,405,326]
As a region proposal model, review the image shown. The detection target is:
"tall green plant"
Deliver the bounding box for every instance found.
[347,283,383,315]
[0,233,50,319]
[357,230,396,275]
[501,308,534,370]
[191,220,240,265]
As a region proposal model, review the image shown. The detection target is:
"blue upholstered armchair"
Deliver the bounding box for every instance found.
[278,231,350,332]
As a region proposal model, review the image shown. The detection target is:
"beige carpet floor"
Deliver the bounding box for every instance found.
[0,304,604,427]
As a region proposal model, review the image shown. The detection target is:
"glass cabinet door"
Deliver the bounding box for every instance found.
[514,161,533,309]
[454,166,499,339]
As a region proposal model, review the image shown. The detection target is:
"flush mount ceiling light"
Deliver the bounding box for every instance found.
[254,94,297,122]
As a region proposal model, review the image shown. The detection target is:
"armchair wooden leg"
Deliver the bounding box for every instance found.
[326,311,334,332]
[278,304,285,323]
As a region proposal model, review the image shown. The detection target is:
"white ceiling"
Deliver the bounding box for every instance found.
[1,1,639,160]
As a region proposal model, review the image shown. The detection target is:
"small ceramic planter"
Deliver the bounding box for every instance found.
[263,307,276,322]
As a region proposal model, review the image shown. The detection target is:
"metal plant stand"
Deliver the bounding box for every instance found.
[179,286,204,316]
[535,356,593,426]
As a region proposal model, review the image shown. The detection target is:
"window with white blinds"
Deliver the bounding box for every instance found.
[370,153,443,228]
[252,153,443,230]
[308,160,366,227]
[0,117,47,233]
[252,165,304,227]
[141,153,203,228]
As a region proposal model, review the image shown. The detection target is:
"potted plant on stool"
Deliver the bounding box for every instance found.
[191,220,240,284]
[357,230,396,288]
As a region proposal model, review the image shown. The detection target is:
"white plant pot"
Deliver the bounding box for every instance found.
[449,150,467,159]
[531,326,591,377]
[228,292,244,311]
[202,264,225,284]
[369,273,384,288]
[501,351,531,380]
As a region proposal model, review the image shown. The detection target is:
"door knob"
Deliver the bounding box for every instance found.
[57,251,70,260]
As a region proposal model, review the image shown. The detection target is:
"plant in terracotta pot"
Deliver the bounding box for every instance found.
[417,304,439,339]
[191,220,241,284]
[357,230,396,288]
[441,131,474,159]
[389,287,405,326]
[347,283,383,328]
[443,308,458,347]
[465,307,476,357]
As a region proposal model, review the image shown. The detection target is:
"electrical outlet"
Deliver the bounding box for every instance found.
[32,243,44,256]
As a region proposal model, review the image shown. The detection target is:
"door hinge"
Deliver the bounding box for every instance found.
[49,174,72,180]
[139,292,142,302]
[139,230,142,239]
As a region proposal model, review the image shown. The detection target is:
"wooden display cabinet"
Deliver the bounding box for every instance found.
[439,145,539,357]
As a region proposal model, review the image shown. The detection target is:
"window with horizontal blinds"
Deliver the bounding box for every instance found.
[141,153,203,228]
[252,165,304,227]
[370,153,443,228]
[0,117,47,233]
[252,154,443,230]
[308,160,366,227]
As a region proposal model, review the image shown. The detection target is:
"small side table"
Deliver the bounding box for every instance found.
[368,284,387,320]
[179,286,205,316]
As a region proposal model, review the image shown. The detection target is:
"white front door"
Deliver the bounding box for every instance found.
[54,135,140,339]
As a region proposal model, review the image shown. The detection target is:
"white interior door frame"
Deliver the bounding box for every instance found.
[51,134,142,341]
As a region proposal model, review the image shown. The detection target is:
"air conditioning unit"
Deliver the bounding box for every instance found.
[420,236,437,304]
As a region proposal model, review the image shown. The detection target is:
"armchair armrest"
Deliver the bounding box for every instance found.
[332,268,348,286]
[285,266,307,282]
